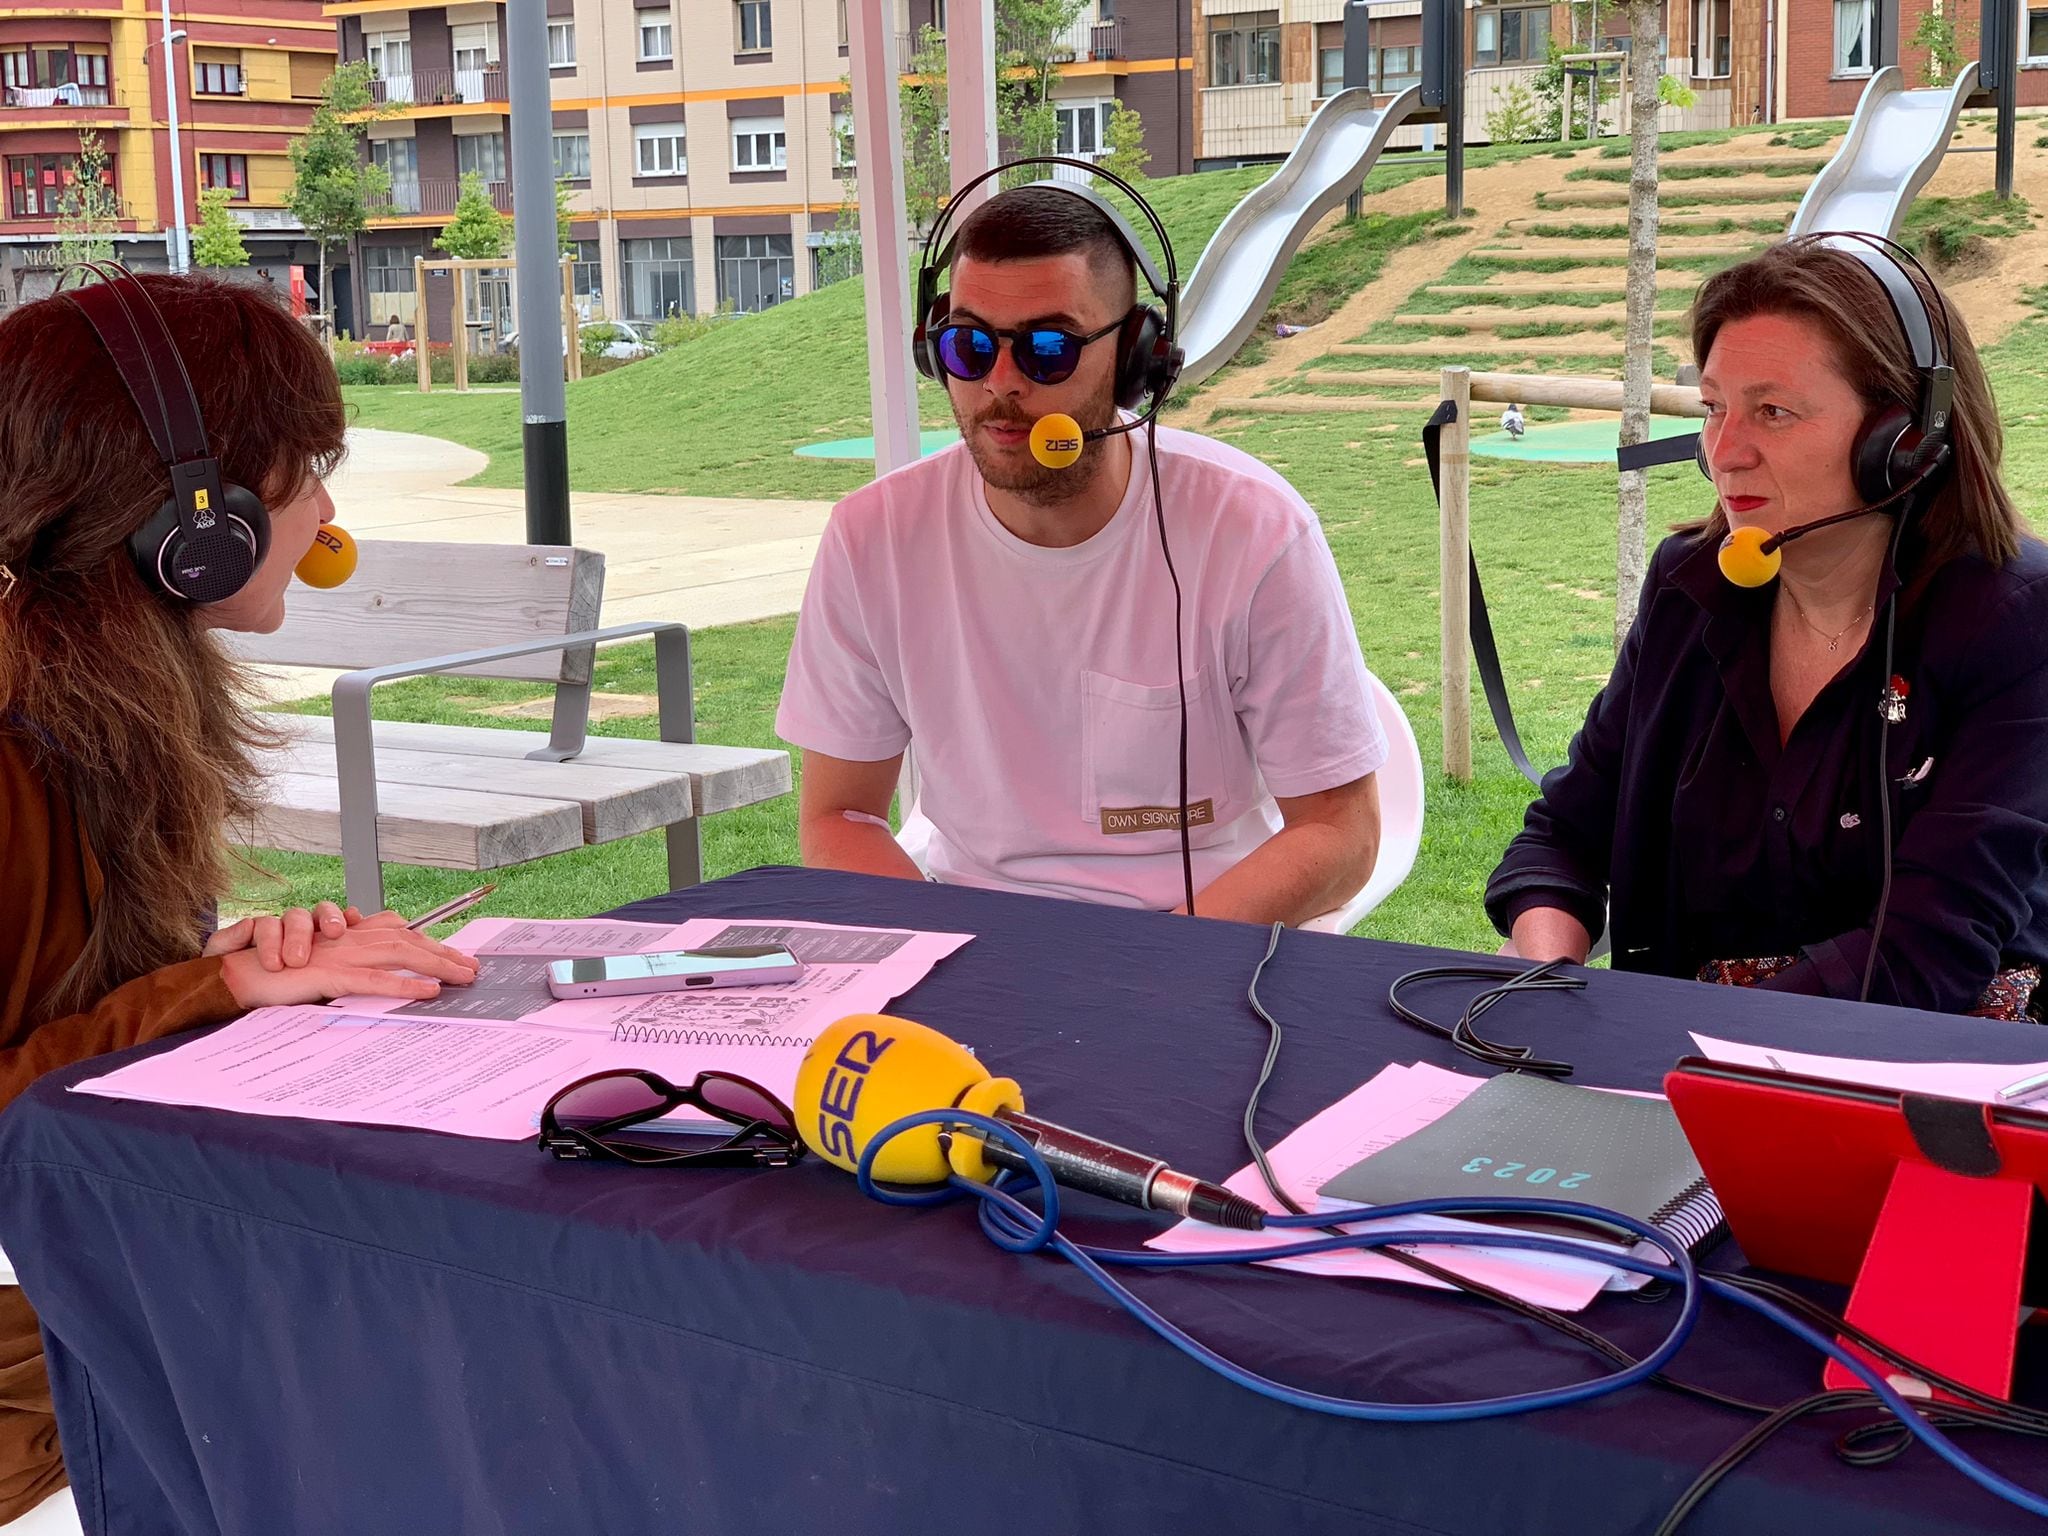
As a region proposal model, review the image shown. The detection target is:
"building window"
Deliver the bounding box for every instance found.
[634,123,687,177]
[1208,11,1280,85]
[370,136,420,211]
[1694,0,1732,76]
[450,23,499,98]
[569,238,602,308]
[5,152,112,219]
[551,132,590,180]
[547,20,577,66]
[2,48,111,102]
[1473,5,1549,66]
[1375,45,1421,91]
[1831,0,1873,73]
[1318,40,1344,96]
[200,153,248,199]
[736,0,773,51]
[837,0,849,45]
[194,57,245,95]
[364,30,412,100]
[1054,100,1108,158]
[622,235,694,319]
[2029,3,2048,57]
[832,108,855,168]
[716,232,793,313]
[364,244,418,327]
[455,131,508,185]
[639,8,673,60]
[731,115,787,170]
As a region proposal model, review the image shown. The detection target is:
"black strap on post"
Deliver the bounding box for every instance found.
[1616,432,1702,474]
[1422,400,1544,788]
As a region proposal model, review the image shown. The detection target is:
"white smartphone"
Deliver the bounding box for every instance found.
[545,945,807,1000]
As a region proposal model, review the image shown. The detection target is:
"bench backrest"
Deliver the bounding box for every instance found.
[223,541,605,685]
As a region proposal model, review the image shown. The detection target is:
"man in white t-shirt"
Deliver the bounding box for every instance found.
[775,183,1387,923]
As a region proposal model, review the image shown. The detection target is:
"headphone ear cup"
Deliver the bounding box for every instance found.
[1115,307,1166,412]
[913,295,948,383]
[129,482,269,605]
[1851,403,1915,505]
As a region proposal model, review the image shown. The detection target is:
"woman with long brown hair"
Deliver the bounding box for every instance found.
[1486,236,2048,1019]
[0,270,479,1523]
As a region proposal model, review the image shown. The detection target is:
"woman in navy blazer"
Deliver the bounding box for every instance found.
[1486,240,2048,1019]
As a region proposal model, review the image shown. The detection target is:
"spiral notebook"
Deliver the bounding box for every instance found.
[1320,1073,1726,1256]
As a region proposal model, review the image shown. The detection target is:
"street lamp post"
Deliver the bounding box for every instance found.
[157,5,190,273]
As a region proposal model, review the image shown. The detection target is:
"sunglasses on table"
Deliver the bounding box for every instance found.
[932,310,1133,386]
[538,1068,804,1169]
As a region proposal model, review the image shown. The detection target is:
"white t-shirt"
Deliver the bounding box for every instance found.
[775,425,1388,910]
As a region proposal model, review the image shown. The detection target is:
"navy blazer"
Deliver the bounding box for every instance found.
[1485,526,2048,1015]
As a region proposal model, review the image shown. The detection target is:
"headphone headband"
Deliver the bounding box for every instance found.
[1798,231,1955,441]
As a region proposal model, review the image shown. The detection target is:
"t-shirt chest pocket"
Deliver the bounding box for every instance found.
[1079,668,1257,846]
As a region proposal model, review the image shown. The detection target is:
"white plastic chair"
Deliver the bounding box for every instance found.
[894,672,1423,934]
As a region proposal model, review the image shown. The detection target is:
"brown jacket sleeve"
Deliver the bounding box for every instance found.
[0,734,239,1110]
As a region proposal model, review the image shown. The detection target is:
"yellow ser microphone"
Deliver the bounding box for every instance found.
[294,524,358,589]
[796,1015,1267,1229]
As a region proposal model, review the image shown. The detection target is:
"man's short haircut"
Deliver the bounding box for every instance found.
[951,184,1138,312]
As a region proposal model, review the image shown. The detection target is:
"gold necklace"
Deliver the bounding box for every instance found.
[1782,588,1875,654]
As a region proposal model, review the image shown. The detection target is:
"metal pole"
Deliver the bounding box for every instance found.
[1442,0,1463,218]
[159,0,189,273]
[849,0,920,474]
[507,0,570,544]
[1439,365,1472,782]
[1996,0,2016,199]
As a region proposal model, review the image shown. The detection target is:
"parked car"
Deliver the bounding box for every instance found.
[500,318,654,359]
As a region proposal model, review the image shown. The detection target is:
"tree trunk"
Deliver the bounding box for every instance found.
[1613,0,1662,647]
[318,240,332,339]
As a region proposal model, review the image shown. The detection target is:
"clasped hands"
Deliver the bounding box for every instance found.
[206,901,481,1009]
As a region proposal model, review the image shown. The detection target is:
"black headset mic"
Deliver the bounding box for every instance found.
[1715,444,1952,587]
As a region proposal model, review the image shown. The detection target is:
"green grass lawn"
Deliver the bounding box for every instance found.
[260,146,2048,952]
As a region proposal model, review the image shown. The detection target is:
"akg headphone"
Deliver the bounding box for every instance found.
[1695,231,1955,505]
[61,263,270,605]
[912,158,1183,414]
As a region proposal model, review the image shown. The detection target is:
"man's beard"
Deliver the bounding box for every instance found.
[956,385,1122,508]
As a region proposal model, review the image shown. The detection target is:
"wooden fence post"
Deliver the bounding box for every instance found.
[561,257,582,382]
[451,265,469,393]
[413,257,430,393]
[1440,365,1473,783]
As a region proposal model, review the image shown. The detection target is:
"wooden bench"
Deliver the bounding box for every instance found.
[222,540,792,910]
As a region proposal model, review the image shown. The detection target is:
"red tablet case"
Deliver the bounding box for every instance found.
[1665,1058,2048,1402]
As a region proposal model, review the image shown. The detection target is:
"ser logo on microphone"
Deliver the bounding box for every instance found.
[813,1025,896,1163]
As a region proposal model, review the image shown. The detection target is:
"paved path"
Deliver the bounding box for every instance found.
[254,427,836,704]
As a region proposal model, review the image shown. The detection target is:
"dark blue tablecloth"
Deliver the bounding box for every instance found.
[4,866,2048,1535]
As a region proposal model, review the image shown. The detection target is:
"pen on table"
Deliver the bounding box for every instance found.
[1995,1067,2048,1104]
[405,883,497,931]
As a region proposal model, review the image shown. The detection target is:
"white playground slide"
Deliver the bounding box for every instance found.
[1174,84,1425,391]
[1789,62,1979,241]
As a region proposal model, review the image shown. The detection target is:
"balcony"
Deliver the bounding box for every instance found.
[366,64,506,108]
[895,15,1124,65]
[367,177,510,218]
[3,82,112,109]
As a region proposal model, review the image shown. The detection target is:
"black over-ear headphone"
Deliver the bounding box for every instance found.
[61,263,271,605]
[1695,231,1956,505]
[912,159,1183,415]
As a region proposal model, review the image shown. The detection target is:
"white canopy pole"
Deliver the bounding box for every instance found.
[848,0,921,475]
[947,0,1000,221]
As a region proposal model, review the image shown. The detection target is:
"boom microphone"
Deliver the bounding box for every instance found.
[1716,453,1949,588]
[294,524,358,589]
[1028,408,1161,470]
[796,1014,1267,1230]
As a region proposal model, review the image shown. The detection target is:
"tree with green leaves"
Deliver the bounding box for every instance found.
[817,89,862,286]
[996,0,1089,183]
[55,129,120,266]
[287,61,388,336]
[555,179,575,256]
[1096,101,1149,183]
[191,185,249,268]
[901,26,950,229]
[437,171,510,260]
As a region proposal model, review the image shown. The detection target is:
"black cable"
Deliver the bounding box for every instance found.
[1148,418,1195,918]
[1245,928,1772,1418]
[1386,962,1582,1076]
[1858,505,1912,1005]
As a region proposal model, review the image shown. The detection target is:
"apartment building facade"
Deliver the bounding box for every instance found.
[1192,0,2041,165]
[0,0,334,311]
[336,0,1194,340]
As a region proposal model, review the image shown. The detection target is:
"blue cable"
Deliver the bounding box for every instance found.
[854,1109,2048,1519]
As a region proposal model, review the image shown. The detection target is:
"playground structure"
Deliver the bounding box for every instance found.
[408,255,583,394]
